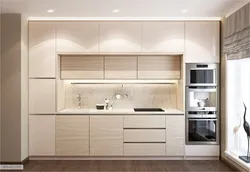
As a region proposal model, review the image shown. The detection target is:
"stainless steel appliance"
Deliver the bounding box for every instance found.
[186,63,218,86]
[186,111,218,145]
[185,63,219,145]
[186,86,217,111]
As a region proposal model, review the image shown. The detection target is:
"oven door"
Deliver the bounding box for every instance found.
[186,64,217,86]
[186,118,218,145]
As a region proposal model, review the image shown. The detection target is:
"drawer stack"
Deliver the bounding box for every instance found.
[123,115,166,156]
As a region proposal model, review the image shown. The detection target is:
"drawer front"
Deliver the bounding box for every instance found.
[124,115,165,128]
[124,129,166,142]
[124,143,166,156]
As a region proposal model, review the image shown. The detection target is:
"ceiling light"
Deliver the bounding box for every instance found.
[112,9,120,13]
[47,9,55,13]
[182,9,188,13]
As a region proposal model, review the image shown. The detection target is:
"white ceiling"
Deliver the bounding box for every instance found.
[1,0,249,19]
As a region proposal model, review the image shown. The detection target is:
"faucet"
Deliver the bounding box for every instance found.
[77,93,82,109]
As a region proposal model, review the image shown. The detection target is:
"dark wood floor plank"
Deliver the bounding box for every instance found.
[22,160,236,172]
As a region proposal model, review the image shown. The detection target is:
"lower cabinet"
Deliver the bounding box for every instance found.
[90,115,123,156]
[29,115,55,156]
[56,115,90,156]
[166,115,185,156]
[124,143,166,156]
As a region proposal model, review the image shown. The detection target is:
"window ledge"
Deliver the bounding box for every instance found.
[225,151,250,171]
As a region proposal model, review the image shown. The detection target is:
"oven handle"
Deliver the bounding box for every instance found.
[187,88,216,92]
[188,118,217,121]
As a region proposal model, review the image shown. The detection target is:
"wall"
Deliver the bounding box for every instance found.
[65,83,177,109]
[0,14,28,163]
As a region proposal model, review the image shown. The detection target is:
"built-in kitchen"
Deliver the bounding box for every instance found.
[28,21,220,159]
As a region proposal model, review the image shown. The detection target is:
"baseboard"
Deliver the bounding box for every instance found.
[184,156,219,160]
[21,157,29,164]
[0,157,29,165]
[221,156,241,171]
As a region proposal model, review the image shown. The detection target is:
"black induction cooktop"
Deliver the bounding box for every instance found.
[133,108,165,112]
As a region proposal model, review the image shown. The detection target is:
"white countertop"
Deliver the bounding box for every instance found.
[56,108,184,115]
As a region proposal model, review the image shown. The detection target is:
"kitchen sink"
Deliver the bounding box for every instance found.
[133,108,165,112]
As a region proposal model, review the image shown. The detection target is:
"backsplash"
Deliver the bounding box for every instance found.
[65,83,177,109]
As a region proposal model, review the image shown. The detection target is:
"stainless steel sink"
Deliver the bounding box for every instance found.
[133,108,165,112]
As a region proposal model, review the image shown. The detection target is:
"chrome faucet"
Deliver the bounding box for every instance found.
[77,93,82,109]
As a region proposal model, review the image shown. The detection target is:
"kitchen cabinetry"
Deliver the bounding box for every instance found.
[56,115,89,156]
[60,55,104,79]
[124,115,165,128]
[166,115,185,156]
[99,22,141,52]
[104,56,137,79]
[29,22,56,78]
[90,115,123,156]
[56,22,99,53]
[185,22,220,63]
[29,79,55,114]
[138,56,181,79]
[124,143,166,156]
[29,115,55,156]
[142,22,184,53]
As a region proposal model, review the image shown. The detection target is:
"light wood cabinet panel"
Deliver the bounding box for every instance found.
[56,115,89,156]
[138,56,181,79]
[124,143,166,156]
[185,22,220,63]
[29,22,56,77]
[142,22,184,53]
[90,115,123,156]
[60,55,104,79]
[105,56,137,79]
[29,79,55,114]
[166,115,185,156]
[29,115,55,156]
[124,115,165,128]
[56,22,99,53]
[124,129,166,142]
[99,22,141,52]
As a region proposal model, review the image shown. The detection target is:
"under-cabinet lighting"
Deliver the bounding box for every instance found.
[68,80,178,85]
[181,9,188,13]
[112,9,120,13]
[47,9,55,13]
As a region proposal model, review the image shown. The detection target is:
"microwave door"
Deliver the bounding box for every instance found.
[189,69,215,86]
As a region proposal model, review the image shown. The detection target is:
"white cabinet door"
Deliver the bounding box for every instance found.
[29,79,55,114]
[142,22,184,53]
[56,22,99,53]
[29,22,56,78]
[90,115,123,156]
[29,115,55,156]
[99,22,141,52]
[185,22,220,63]
[56,115,89,156]
[166,115,185,156]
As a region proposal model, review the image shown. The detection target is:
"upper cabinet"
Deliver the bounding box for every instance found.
[56,22,99,53]
[29,22,56,78]
[99,22,141,52]
[185,22,220,63]
[142,22,184,53]
[138,55,181,79]
[104,56,137,79]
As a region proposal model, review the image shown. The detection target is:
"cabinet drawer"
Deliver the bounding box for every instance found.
[124,143,165,156]
[124,129,166,142]
[124,116,165,128]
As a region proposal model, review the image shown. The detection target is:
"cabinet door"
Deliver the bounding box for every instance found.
[138,56,181,79]
[60,55,104,79]
[90,115,123,156]
[142,22,184,53]
[29,115,55,156]
[56,22,99,53]
[29,22,56,77]
[56,115,89,156]
[99,22,141,52]
[185,22,220,63]
[29,79,55,114]
[105,56,137,79]
[166,115,185,156]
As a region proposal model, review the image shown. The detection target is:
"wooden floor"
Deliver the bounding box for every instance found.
[21,160,236,172]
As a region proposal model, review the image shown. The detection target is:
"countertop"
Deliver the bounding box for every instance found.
[56,108,184,115]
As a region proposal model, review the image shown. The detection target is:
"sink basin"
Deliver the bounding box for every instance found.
[133,108,165,112]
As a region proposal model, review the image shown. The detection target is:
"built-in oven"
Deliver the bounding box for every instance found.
[186,86,217,111]
[186,111,219,145]
[186,63,218,86]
